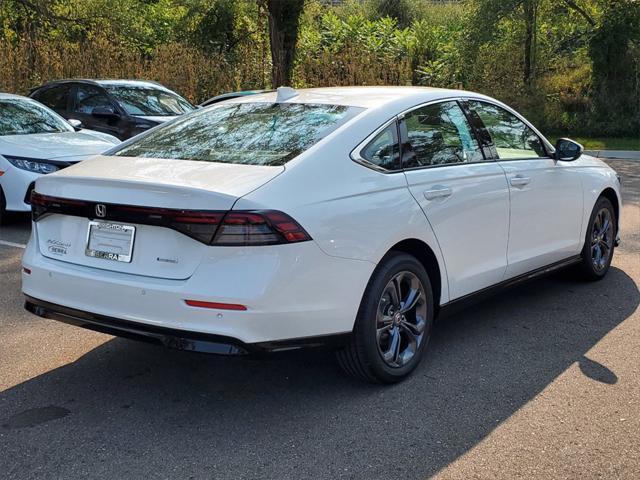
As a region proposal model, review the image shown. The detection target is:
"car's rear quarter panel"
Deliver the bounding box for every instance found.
[235,111,451,306]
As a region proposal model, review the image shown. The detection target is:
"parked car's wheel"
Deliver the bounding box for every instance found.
[578,196,616,281]
[336,252,434,383]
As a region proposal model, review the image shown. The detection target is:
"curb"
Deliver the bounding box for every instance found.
[585,150,640,160]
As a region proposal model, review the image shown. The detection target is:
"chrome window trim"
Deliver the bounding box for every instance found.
[350,97,468,174]
[350,95,555,173]
[350,117,403,174]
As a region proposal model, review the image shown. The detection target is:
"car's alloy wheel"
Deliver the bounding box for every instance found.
[579,196,616,281]
[376,271,427,368]
[336,252,434,383]
[590,207,614,272]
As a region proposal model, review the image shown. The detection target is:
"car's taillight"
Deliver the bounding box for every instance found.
[118,205,225,244]
[30,192,310,246]
[212,211,312,246]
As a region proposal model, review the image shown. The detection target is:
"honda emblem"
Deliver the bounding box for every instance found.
[95,204,107,218]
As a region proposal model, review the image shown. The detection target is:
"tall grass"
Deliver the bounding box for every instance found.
[0,36,269,102]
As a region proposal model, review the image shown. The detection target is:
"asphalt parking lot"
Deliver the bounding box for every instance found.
[1,159,638,480]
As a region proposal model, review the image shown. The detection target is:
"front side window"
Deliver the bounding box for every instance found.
[402,101,485,168]
[113,102,363,166]
[0,99,73,136]
[74,86,114,114]
[359,123,400,171]
[34,85,70,111]
[467,101,546,159]
[105,86,194,116]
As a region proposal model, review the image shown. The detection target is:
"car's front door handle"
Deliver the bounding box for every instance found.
[510,175,531,187]
[423,186,453,200]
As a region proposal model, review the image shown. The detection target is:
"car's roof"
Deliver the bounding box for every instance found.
[32,79,169,91]
[216,90,269,98]
[200,90,271,106]
[227,86,494,109]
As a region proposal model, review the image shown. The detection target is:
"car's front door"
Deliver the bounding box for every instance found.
[70,84,123,138]
[401,100,510,300]
[465,100,584,278]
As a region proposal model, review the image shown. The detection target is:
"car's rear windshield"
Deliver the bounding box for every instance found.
[105,86,194,116]
[112,102,364,166]
[0,99,72,136]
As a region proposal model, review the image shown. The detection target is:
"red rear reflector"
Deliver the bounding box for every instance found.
[185,300,247,311]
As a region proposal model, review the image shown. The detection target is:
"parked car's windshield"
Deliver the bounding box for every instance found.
[105,86,194,116]
[112,102,364,166]
[0,99,73,136]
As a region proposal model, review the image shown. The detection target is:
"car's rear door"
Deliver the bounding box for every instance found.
[401,100,510,300]
[464,100,583,278]
[31,84,72,118]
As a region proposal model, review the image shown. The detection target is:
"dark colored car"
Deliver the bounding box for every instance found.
[30,79,195,140]
[199,90,269,108]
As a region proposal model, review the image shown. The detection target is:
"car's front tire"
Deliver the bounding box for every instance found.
[336,252,434,384]
[578,196,617,281]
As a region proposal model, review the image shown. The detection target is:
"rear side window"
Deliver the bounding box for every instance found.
[467,101,546,159]
[113,102,363,166]
[34,85,70,111]
[359,123,400,171]
[402,101,485,168]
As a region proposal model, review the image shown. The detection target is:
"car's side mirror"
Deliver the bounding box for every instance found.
[554,138,583,162]
[91,106,118,118]
[67,118,82,130]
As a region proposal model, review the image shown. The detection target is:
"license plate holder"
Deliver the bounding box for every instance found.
[85,221,135,263]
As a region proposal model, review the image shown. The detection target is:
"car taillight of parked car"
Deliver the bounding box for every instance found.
[30,192,311,246]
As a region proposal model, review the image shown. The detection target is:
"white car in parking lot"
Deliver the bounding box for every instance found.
[0,93,120,223]
[22,86,621,383]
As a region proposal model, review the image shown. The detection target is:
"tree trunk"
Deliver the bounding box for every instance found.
[265,0,305,87]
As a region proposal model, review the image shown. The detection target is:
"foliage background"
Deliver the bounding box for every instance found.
[0,0,638,137]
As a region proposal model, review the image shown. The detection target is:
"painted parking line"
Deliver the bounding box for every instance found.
[0,239,26,249]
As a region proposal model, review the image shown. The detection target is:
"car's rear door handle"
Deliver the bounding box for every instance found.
[423,186,453,200]
[510,175,531,187]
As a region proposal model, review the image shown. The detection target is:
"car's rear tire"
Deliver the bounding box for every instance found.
[336,252,434,384]
[577,196,616,281]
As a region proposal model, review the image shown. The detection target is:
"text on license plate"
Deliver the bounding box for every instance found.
[85,221,135,263]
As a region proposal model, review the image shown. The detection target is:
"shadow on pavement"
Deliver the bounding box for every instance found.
[1,267,638,479]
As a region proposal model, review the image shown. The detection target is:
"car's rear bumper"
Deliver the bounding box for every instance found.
[24,295,350,354]
[22,229,374,344]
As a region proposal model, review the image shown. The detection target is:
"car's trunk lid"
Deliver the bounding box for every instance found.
[33,156,284,279]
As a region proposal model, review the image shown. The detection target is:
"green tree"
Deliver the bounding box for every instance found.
[589,0,640,135]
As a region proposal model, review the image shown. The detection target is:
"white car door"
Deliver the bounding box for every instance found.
[401,100,510,300]
[465,100,584,279]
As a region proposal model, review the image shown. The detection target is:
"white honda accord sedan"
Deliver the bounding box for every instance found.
[0,93,120,223]
[22,86,621,383]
